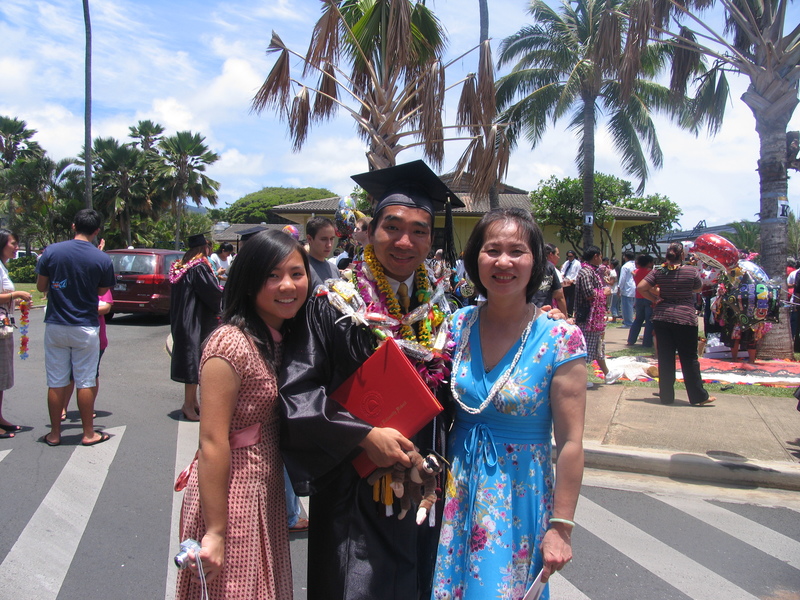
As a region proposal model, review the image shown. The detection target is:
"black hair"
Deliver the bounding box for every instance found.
[623,250,635,261]
[73,208,103,235]
[306,216,335,239]
[636,254,654,268]
[217,242,234,254]
[582,245,601,263]
[222,230,310,372]
[610,258,620,269]
[0,229,17,265]
[544,243,558,256]
[463,208,546,303]
[665,242,684,263]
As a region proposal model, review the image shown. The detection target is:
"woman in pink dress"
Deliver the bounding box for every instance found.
[176,230,310,599]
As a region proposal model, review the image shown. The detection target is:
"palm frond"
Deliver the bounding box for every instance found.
[312,61,339,121]
[456,74,481,135]
[251,34,292,115]
[304,1,341,76]
[477,39,496,121]
[289,86,311,152]
[387,0,413,66]
[669,26,702,97]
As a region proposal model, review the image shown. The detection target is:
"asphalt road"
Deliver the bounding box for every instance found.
[0,310,798,599]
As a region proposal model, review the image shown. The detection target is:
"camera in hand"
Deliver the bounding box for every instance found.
[174,538,201,569]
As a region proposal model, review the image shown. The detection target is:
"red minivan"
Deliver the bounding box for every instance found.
[106,249,184,316]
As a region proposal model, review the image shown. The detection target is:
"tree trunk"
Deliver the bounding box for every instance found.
[745,84,797,359]
[479,0,500,210]
[124,203,132,247]
[83,0,92,209]
[174,199,183,250]
[581,96,596,249]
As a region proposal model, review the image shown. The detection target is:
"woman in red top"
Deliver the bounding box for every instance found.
[627,254,654,347]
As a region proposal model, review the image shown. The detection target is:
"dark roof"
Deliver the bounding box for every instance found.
[657,223,736,243]
[268,197,341,215]
[213,223,300,243]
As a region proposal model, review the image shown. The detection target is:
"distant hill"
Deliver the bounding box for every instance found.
[226,186,337,224]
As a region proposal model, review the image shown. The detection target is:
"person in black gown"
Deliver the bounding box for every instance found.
[169,233,223,421]
[279,161,460,600]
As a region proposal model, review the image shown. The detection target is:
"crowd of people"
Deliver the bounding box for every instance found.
[2,171,778,599]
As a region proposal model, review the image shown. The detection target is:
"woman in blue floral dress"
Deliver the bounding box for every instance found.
[432,209,587,600]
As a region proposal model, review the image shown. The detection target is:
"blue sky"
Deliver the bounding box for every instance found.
[2,0,798,231]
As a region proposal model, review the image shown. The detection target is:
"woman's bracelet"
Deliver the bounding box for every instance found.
[549,517,576,528]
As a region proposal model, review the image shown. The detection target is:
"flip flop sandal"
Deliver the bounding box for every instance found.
[81,432,111,446]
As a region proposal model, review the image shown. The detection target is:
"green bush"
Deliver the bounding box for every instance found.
[7,256,37,284]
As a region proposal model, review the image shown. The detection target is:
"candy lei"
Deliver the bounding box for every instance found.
[360,245,440,347]
[450,307,535,415]
[18,300,29,359]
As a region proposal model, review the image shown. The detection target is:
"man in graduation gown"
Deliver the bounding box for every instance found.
[279,161,460,600]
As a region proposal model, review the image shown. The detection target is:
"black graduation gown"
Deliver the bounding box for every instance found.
[169,262,222,384]
[279,294,441,600]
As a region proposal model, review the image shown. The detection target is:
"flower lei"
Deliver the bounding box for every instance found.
[352,245,450,388]
[359,245,444,346]
[169,255,215,284]
[18,300,29,359]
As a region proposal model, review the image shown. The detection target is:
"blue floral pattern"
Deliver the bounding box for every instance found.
[432,306,586,600]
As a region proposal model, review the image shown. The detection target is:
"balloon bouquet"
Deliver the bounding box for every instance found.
[692,233,781,357]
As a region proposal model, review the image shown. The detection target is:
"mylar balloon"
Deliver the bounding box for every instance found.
[692,233,739,271]
[335,207,356,237]
[338,196,357,211]
[282,224,300,241]
[736,260,769,283]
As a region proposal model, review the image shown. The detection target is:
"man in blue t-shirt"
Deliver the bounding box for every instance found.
[36,209,115,447]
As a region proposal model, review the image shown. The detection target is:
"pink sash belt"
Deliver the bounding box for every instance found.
[173,422,262,492]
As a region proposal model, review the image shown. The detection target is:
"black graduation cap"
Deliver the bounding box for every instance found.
[237,225,268,243]
[187,232,210,248]
[350,160,464,216]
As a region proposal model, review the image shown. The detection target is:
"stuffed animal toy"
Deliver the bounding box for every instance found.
[367,449,444,525]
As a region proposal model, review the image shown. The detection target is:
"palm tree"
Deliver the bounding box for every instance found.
[726,220,761,254]
[129,120,169,219]
[82,0,92,209]
[0,116,42,168]
[622,0,799,357]
[0,155,79,247]
[252,0,506,197]
[0,116,45,230]
[154,131,220,249]
[91,137,147,247]
[129,120,165,153]
[496,0,683,248]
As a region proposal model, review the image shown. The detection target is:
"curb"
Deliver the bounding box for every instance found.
[584,442,800,492]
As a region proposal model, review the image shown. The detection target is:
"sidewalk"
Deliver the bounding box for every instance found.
[582,321,800,491]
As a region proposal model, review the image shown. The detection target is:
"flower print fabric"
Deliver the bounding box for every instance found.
[431,306,586,600]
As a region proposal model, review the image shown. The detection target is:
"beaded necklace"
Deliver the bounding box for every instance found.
[450,306,537,415]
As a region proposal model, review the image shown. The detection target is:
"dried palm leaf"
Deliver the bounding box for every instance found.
[387,0,413,66]
[477,39,496,119]
[596,4,622,75]
[288,86,311,152]
[494,125,511,182]
[304,0,341,76]
[456,74,480,135]
[670,27,701,97]
[312,61,339,120]
[252,40,292,115]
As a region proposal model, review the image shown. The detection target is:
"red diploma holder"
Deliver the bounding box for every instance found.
[330,337,444,477]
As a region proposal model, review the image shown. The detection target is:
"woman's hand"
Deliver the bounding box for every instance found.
[13,290,32,304]
[540,524,573,582]
[193,532,225,582]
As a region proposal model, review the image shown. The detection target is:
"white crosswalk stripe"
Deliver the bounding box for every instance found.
[548,573,592,599]
[576,496,761,600]
[0,426,125,600]
[164,419,200,600]
[649,492,800,570]
[0,449,11,463]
